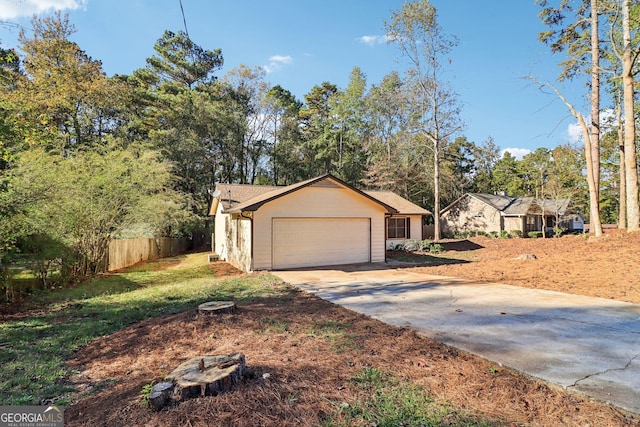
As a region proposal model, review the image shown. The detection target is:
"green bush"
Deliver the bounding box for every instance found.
[553,227,566,238]
[499,230,509,239]
[401,240,420,252]
[510,230,523,238]
[429,243,444,254]
[528,231,543,239]
[419,240,431,251]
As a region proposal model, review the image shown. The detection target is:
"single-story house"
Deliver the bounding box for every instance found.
[364,190,431,249]
[209,174,431,271]
[441,193,583,236]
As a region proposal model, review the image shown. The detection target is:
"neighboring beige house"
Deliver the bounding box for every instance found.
[209,174,431,271]
[441,193,582,236]
[364,191,431,249]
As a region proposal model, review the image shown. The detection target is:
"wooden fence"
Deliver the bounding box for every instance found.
[107,237,191,272]
[422,225,435,240]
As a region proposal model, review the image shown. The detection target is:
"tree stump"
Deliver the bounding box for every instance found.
[148,382,174,410]
[198,301,236,315]
[167,353,245,400]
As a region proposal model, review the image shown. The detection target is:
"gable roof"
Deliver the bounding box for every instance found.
[364,190,431,215]
[211,183,280,213]
[441,193,574,217]
[212,174,398,215]
[467,193,514,211]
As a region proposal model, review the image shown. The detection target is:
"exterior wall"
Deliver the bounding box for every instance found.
[213,203,252,272]
[252,185,387,270]
[226,216,252,272]
[213,202,228,260]
[441,195,502,235]
[386,214,423,249]
[570,215,585,231]
[503,216,524,234]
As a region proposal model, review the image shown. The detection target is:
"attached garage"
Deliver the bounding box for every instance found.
[210,174,396,272]
[272,217,370,269]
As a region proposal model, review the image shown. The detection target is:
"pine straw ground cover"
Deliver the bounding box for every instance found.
[62,252,639,426]
[405,229,640,305]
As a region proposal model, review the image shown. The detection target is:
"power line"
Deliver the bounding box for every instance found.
[179,0,190,38]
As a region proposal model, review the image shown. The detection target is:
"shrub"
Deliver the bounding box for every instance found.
[418,240,431,251]
[441,231,455,239]
[429,243,444,254]
[528,231,543,239]
[401,239,420,252]
[499,230,510,239]
[553,227,566,238]
[510,230,523,238]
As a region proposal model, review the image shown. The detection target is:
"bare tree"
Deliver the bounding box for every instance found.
[537,0,604,236]
[385,0,462,241]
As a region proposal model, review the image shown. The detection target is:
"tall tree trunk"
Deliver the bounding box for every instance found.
[433,141,441,241]
[273,117,279,185]
[586,0,604,236]
[590,0,601,194]
[617,99,627,229]
[622,0,640,231]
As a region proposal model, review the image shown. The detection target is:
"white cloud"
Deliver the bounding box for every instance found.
[501,148,531,160]
[567,121,583,143]
[567,108,617,143]
[357,34,394,46]
[0,0,87,20]
[263,54,293,74]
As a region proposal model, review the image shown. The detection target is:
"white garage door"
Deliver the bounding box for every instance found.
[272,218,370,269]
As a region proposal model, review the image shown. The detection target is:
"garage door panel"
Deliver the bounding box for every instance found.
[272,218,370,269]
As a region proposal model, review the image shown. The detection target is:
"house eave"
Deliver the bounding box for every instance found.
[227,174,399,214]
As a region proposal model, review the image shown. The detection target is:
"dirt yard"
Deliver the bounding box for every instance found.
[65,231,640,426]
[410,230,640,305]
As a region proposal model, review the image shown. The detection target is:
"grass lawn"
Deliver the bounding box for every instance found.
[0,254,283,405]
[3,252,627,426]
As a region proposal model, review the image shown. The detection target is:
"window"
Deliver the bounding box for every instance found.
[388,217,409,239]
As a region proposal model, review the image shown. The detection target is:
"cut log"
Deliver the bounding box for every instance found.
[198,301,236,315]
[167,353,245,400]
[148,382,174,410]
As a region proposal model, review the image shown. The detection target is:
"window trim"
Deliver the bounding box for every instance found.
[387,217,409,239]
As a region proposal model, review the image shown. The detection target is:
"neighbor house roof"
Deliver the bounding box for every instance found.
[501,197,533,216]
[211,174,398,215]
[441,193,574,217]
[364,190,431,216]
[468,193,514,211]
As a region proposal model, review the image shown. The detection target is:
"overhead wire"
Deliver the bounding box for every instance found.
[179,0,190,38]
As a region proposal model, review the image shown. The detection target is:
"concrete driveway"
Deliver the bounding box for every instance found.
[273,264,640,415]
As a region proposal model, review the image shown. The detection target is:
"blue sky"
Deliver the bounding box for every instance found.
[0,0,589,158]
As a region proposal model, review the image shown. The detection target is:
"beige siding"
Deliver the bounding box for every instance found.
[503,216,524,233]
[442,195,502,234]
[253,186,386,270]
[386,214,423,249]
[213,202,228,260]
[226,216,252,272]
[213,203,252,271]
